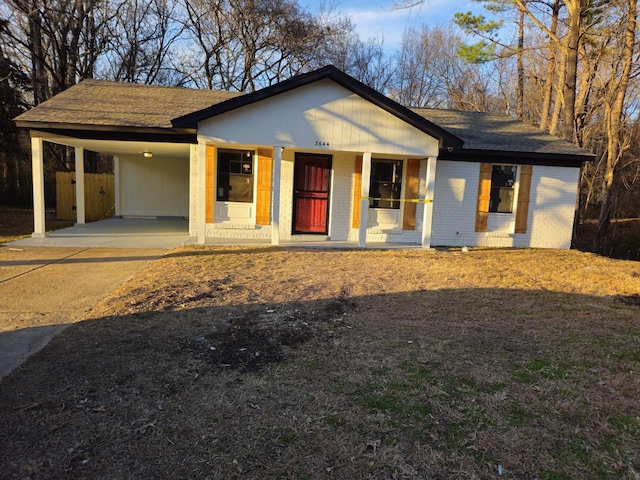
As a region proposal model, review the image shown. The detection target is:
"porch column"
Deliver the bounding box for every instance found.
[421,156,437,249]
[358,152,372,248]
[74,146,85,225]
[31,136,46,238]
[114,156,121,217]
[271,146,283,246]
[196,141,207,244]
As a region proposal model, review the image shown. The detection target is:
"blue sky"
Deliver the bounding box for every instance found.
[301,0,487,52]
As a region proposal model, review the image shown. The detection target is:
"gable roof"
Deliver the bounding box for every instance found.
[413,108,593,167]
[14,67,594,166]
[14,79,241,142]
[171,65,465,149]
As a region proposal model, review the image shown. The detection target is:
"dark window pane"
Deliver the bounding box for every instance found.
[369,159,402,209]
[217,149,254,203]
[489,165,516,213]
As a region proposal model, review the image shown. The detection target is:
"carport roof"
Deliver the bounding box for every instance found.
[14,80,241,142]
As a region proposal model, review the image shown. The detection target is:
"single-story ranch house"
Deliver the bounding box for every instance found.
[15,65,593,249]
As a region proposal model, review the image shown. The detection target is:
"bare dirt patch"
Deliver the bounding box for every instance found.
[1,247,640,479]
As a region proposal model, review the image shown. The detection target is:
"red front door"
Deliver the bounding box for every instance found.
[293,154,332,234]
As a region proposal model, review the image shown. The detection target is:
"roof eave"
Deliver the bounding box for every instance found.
[438,148,593,168]
[17,121,197,143]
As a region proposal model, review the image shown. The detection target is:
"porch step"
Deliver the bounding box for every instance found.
[290,235,330,242]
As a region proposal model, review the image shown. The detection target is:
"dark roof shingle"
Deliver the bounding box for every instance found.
[412,108,590,156]
[15,79,241,129]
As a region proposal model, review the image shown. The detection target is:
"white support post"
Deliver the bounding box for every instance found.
[188,146,197,237]
[31,137,46,238]
[114,155,121,217]
[421,156,437,249]
[74,146,85,225]
[271,146,283,246]
[196,141,207,244]
[358,152,372,248]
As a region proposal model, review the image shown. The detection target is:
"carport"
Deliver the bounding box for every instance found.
[14,80,241,240]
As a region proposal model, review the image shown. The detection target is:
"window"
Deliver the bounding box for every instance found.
[489,165,517,213]
[369,159,403,209]
[217,149,254,203]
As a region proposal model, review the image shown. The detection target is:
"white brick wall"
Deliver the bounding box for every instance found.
[431,161,579,249]
[527,166,580,249]
[195,150,579,249]
[329,152,355,241]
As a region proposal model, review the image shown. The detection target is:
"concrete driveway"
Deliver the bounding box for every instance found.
[0,246,165,379]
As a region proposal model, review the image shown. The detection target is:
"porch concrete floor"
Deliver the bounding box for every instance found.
[6,217,427,250]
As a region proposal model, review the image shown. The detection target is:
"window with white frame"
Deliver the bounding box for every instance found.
[489,165,517,213]
[369,159,403,209]
[217,149,254,203]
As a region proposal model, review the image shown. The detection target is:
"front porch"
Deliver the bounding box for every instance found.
[6,217,426,250]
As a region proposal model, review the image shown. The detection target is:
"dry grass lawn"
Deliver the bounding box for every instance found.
[1,247,640,479]
[0,207,73,243]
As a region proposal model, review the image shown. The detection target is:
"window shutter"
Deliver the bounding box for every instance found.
[206,145,215,223]
[515,165,532,234]
[403,159,420,230]
[352,155,363,228]
[475,163,492,232]
[256,148,273,225]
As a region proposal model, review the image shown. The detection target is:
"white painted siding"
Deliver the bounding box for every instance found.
[431,161,579,249]
[119,155,189,217]
[197,80,440,158]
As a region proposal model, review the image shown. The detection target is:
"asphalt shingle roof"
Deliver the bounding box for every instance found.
[15,79,241,129]
[15,77,592,162]
[412,108,589,156]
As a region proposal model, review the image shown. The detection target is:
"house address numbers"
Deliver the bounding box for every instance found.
[315,141,330,147]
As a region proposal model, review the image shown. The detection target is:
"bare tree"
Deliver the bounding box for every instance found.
[181,0,353,92]
[390,23,512,111]
[596,0,638,240]
[3,0,111,102]
[101,0,184,84]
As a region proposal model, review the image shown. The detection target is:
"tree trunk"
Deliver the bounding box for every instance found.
[596,0,638,241]
[28,6,48,105]
[539,0,560,131]
[515,6,525,119]
[562,0,582,143]
[549,45,566,136]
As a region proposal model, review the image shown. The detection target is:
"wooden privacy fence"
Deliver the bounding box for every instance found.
[56,172,115,221]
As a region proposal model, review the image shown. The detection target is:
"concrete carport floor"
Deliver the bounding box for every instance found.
[0,245,166,379]
[9,217,191,249]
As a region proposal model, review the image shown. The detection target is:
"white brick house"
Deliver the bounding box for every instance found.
[15,66,593,249]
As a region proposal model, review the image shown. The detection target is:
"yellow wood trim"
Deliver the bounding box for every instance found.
[256,148,273,225]
[352,156,363,228]
[205,145,215,223]
[403,158,420,230]
[515,165,532,234]
[475,163,492,233]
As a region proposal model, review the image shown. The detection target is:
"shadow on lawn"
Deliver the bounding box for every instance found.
[0,288,639,480]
